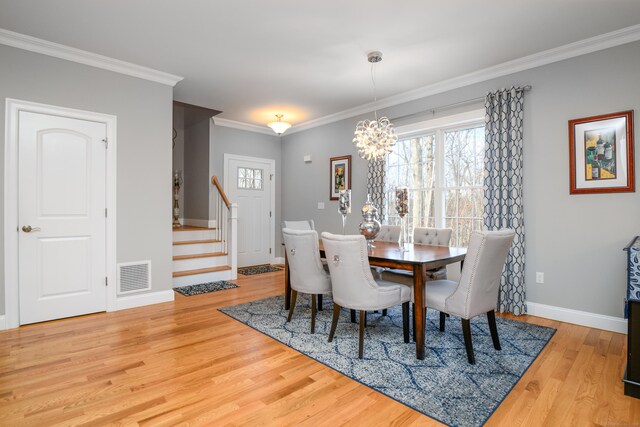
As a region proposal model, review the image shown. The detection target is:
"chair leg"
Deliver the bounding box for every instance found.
[461,318,475,364]
[359,310,366,359]
[412,303,416,343]
[487,310,501,350]
[310,294,317,334]
[382,309,388,316]
[328,303,341,342]
[402,302,409,343]
[439,312,446,332]
[317,294,323,311]
[287,290,298,322]
[350,309,356,323]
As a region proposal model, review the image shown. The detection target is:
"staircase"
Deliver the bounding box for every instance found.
[172,176,237,287]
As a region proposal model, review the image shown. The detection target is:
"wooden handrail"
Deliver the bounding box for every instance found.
[211,175,231,209]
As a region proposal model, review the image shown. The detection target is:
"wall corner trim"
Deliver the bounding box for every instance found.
[0,28,184,86]
[113,290,175,311]
[526,301,628,334]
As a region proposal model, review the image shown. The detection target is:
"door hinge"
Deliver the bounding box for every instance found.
[102,138,108,149]
[105,208,108,218]
[270,174,273,181]
[105,277,108,287]
[269,211,272,218]
[269,248,272,254]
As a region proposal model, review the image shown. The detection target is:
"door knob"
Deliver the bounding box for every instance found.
[21,225,41,233]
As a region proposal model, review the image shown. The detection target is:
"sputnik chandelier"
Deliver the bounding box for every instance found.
[353,51,397,161]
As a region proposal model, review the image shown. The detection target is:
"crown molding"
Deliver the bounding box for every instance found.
[0,28,183,87]
[213,117,276,136]
[286,23,640,135]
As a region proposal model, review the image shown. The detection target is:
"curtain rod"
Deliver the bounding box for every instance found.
[391,85,532,122]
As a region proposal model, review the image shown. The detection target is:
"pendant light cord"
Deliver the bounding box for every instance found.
[371,63,378,121]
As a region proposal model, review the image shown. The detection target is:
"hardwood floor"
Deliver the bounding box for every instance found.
[1,270,638,426]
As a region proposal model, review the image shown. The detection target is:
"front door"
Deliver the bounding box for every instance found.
[18,111,107,325]
[226,156,273,267]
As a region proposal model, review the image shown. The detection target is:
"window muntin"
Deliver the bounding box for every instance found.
[237,167,263,190]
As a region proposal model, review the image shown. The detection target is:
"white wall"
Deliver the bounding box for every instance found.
[0,44,174,316]
[282,40,640,319]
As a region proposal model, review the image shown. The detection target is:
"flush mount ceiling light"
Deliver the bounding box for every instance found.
[267,114,292,135]
[353,51,397,161]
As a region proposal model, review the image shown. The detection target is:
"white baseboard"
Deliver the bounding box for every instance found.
[0,315,5,330]
[526,301,627,334]
[182,218,216,228]
[114,290,175,311]
[273,257,285,264]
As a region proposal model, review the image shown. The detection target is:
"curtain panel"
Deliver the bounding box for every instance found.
[367,159,386,222]
[483,87,526,315]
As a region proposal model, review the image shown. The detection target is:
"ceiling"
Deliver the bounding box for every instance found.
[1,1,639,130]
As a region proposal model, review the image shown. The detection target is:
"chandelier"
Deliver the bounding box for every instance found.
[267,114,291,135]
[353,51,397,161]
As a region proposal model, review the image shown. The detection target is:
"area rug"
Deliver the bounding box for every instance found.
[219,295,555,427]
[173,280,237,296]
[238,265,283,275]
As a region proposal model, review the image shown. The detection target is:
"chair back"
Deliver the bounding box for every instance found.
[281,220,315,230]
[283,228,331,294]
[321,232,383,309]
[413,227,452,246]
[375,225,400,242]
[445,230,515,319]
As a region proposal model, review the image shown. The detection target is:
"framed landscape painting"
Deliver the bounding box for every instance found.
[330,155,351,200]
[569,110,634,194]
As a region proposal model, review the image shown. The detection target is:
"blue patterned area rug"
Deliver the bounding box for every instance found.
[173,280,237,296]
[220,295,555,427]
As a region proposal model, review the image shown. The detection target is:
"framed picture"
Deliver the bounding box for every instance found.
[329,155,351,200]
[569,110,634,194]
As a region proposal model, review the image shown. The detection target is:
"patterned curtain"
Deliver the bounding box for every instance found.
[367,159,386,222]
[483,87,526,315]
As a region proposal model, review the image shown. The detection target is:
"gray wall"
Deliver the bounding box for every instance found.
[183,117,211,220]
[0,44,174,316]
[282,40,640,318]
[211,124,283,255]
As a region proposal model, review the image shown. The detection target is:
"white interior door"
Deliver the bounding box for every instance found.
[18,111,107,325]
[226,156,273,267]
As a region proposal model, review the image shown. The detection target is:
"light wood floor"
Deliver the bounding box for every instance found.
[1,270,638,426]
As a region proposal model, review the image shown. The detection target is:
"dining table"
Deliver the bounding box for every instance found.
[284,240,467,360]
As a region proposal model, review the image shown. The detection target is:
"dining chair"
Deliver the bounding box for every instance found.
[375,225,401,242]
[282,228,332,334]
[321,232,411,358]
[281,219,315,230]
[416,229,515,364]
[381,227,453,285]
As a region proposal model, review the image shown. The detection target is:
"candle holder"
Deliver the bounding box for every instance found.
[395,187,409,252]
[173,170,183,228]
[338,189,351,235]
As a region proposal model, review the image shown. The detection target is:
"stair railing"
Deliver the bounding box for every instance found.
[211,175,230,255]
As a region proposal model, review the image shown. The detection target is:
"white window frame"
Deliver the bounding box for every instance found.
[392,109,485,245]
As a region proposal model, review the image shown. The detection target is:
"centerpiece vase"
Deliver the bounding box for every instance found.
[359,194,381,248]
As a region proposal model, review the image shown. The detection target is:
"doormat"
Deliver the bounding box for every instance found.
[238,265,283,275]
[173,280,238,296]
[220,295,556,427]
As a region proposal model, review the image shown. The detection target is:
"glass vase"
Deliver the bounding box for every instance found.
[398,216,408,252]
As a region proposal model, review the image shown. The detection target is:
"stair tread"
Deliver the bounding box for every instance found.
[173,265,232,277]
[173,252,227,261]
[173,226,217,232]
[173,239,223,245]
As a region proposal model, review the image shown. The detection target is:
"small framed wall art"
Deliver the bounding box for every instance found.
[329,155,351,200]
[569,110,634,194]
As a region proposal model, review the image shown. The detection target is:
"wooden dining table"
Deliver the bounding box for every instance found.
[284,240,467,360]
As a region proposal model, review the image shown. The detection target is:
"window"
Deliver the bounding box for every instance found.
[383,112,484,247]
[237,167,263,190]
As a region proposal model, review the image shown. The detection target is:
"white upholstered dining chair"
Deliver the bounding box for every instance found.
[281,220,315,230]
[282,228,332,334]
[375,225,401,242]
[381,227,453,285]
[321,232,411,358]
[417,229,515,364]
